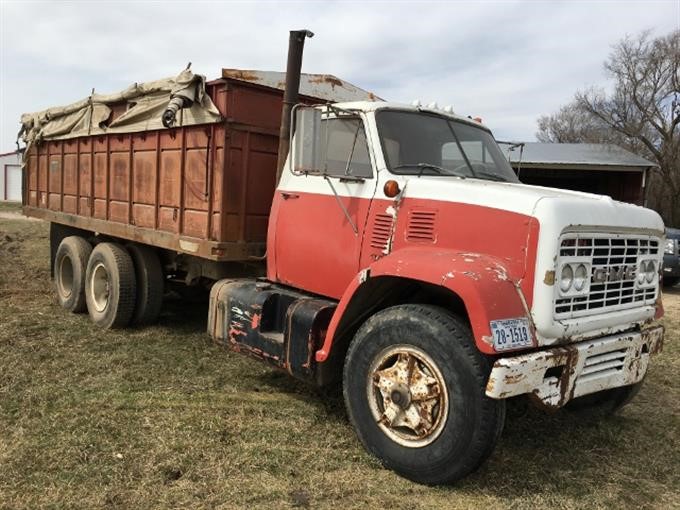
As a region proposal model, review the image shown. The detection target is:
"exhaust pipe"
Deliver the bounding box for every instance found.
[276,29,314,183]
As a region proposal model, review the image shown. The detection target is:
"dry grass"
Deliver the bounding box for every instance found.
[0,215,678,509]
[0,202,21,212]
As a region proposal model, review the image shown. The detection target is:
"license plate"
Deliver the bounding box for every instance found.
[490,318,533,351]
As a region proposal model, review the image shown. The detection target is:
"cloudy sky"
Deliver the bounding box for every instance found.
[0,0,678,153]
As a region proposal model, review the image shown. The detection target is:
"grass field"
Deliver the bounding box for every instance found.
[1,206,678,509]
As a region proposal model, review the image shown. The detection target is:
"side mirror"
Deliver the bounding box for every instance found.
[292,106,324,173]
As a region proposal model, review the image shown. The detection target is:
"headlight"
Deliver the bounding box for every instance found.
[573,264,588,291]
[560,264,574,292]
[666,239,676,254]
[638,260,657,285]
[644,260,656,283]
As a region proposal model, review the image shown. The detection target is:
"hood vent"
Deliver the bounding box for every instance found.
[370,213,394,252]
[406,209,437,243]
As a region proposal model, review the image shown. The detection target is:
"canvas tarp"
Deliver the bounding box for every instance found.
[19,67,222,155]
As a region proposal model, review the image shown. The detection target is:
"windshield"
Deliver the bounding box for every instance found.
[376,110,519,183]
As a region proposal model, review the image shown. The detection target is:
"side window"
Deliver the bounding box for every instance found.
[323,118,373,178]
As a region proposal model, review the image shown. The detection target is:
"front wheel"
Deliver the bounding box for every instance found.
[343,304,505,485]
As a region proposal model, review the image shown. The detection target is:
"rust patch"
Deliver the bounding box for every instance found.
[504,373,526,385]
[544,270,555,285]
[557,346,579,407]
[250,313,261,330]
[308,74,343,88]
[221,69,261,82]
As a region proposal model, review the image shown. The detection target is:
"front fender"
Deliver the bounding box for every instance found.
[316,248,534,361]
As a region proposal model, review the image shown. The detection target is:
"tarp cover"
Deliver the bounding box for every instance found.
[19,67,222,153]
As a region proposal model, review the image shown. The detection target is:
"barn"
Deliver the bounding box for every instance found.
[500,142,657,205]
[0,151,22,202]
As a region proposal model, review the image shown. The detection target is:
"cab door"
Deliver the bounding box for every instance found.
[271,116,378,299]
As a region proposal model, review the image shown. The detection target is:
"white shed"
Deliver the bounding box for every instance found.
[0,151,22,202]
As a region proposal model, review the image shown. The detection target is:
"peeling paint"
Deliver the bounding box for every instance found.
[358,268,370,284]
[462,271,481,281]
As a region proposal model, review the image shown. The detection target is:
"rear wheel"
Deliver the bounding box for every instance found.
[127,244,164,326]
[343,304,505,485]
[85,243,136,329]
[55,236,92,312]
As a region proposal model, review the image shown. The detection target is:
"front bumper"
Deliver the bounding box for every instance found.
[485,326,664,409]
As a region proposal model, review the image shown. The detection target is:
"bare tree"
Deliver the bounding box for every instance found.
[536,102,612,143]
[536,30,680,225]
[576,29,680,225]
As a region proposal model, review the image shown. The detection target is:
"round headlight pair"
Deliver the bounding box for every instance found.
[560,263,588,293]
[637,260,656,284]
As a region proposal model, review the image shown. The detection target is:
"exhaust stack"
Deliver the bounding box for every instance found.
[276,29,314,183]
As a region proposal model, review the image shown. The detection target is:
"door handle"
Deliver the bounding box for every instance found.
[280,192,300,200]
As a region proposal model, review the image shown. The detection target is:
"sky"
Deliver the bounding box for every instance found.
[0,0,678,153]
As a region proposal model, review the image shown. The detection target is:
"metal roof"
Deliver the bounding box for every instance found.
[221,69,382,103]
[500,143,657,170]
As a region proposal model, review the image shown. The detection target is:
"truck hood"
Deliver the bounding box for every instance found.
[401,177,664,234]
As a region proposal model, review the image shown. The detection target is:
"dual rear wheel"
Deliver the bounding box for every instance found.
[54,237,164,328]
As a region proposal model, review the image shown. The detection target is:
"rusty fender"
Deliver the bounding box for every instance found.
[316,247,533,362]
[485,325,664,410]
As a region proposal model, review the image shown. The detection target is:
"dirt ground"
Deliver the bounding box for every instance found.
[0,206,678,509]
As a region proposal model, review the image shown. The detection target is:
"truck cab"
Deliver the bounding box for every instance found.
[209,100,665,483]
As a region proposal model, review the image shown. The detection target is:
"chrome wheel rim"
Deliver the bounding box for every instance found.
[57,256,74,299]
[90,262,110,313]
[367,344,449,448]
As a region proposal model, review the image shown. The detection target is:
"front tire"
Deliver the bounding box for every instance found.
[85,243,136,329]
[343,304,505,485]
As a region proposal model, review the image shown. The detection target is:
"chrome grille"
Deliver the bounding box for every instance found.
[554,233,660,319]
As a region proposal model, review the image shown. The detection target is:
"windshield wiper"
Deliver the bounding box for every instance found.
[473,171,507,182]
[393,163,466,179]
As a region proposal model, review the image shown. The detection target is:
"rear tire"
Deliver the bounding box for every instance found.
[85,243,136,329]
[55,236,92,313]
[343,304,505,485]
[127,244,164,325]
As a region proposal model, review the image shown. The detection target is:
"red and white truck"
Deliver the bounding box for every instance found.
[20,31,665,484]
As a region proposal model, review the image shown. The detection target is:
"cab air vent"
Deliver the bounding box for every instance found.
[370,214,394,251]
[406,209,437,243]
